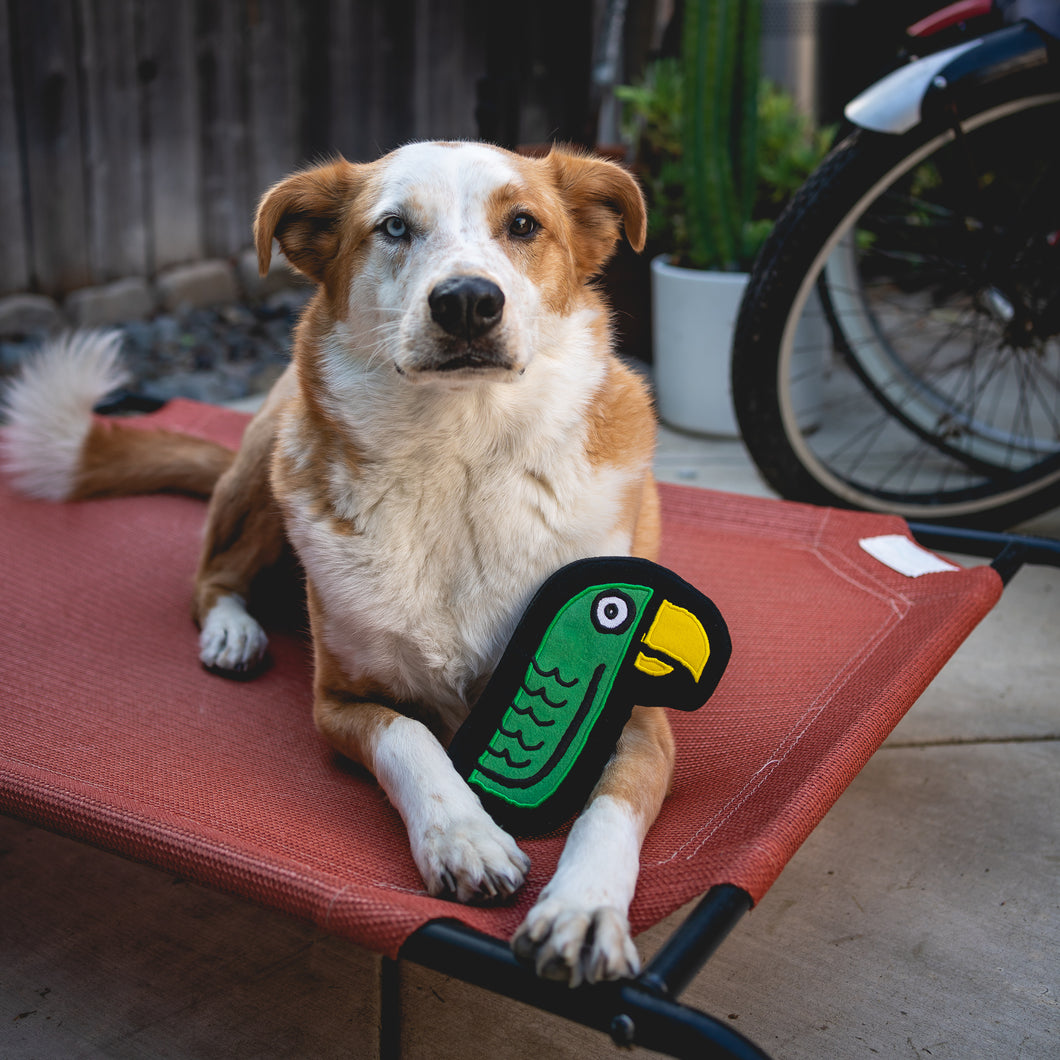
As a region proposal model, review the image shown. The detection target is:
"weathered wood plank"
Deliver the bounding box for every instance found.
[294,0,332,163]
[79,0,149,282]
[196,0,253,257]
[325,0,417,162]
[0,2,31,293]
[246,0,298,195]
[324,0,357,159]
[366,0,415,156]
[10,0,91,295]
[411,0,482,142]
[0,0,584,297]
[135,0,203,271]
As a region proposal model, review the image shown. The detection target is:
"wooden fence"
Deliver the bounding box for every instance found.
[0,0,595,298]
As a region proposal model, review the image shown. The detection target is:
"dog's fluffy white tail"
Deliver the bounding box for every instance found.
[0,330,128,500]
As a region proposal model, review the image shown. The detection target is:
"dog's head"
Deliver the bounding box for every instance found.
[255,142,646,386]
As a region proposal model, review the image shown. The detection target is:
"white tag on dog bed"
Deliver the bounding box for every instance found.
[859,534,960,578]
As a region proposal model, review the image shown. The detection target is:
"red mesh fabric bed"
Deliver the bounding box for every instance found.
[0,400,1002,959]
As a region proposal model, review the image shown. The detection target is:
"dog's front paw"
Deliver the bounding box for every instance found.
[199,594,268,675]
[414,814,530,905]
[513,897,640,988]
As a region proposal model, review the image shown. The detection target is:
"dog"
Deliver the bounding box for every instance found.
[1,141,673,987]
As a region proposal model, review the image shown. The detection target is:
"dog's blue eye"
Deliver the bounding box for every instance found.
[509,214,537,239]
[382,216,408,240]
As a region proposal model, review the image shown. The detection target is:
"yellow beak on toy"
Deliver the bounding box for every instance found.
[634,599,712,681]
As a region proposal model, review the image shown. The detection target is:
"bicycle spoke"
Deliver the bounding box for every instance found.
[734,94,1060,525]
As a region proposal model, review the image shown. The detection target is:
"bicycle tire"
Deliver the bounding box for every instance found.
[732,91,1060,529]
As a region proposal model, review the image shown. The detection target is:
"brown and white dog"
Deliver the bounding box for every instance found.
[2,141,673,986]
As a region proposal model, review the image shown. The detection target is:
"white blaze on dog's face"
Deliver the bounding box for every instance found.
[359,142,545,383]
[255,141,646,399]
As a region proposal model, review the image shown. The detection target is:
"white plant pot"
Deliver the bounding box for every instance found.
[650,255,747,437]
[651,254,826,438]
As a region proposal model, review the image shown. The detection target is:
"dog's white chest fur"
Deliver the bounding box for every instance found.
[281,384,634,730]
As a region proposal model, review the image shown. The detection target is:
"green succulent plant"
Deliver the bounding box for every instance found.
[616,0,832,271]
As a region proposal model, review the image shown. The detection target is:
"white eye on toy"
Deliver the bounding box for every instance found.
[592,590,635,634]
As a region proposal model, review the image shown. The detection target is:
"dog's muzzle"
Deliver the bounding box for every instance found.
[397,275,520,378]
[429,276,505,342]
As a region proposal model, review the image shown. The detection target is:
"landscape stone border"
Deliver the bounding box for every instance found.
[0,249,311,406]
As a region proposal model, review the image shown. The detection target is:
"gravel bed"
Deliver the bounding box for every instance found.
[1,288,312,409]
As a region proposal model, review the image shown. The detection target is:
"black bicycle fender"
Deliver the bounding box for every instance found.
[847,22,1057,134]
[921,21,1058,121]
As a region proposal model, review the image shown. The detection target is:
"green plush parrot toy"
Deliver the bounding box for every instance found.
[449,557,731,835]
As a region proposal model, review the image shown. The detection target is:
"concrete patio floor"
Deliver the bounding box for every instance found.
[2,424,1057,1059]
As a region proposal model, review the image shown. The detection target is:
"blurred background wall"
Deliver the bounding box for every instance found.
[0,0,937,302]
[0,0,597,299]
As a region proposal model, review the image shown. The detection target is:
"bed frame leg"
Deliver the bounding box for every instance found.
[380,956,401,1060]
[399,883,773,1059]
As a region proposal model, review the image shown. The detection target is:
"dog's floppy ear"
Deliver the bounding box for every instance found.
[545,147,647,282]
[254,159,367,286]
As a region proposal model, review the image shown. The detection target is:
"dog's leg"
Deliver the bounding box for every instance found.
[513,705,674,986]
[194,374,292,674]
[312,641,531,903]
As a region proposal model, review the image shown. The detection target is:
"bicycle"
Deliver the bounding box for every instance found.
[732,0,1060,528]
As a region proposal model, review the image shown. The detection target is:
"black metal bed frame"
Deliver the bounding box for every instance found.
[391,884,766,1059]
[381,525,1060,1060]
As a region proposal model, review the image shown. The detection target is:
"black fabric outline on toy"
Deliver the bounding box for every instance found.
[448,557,732,836]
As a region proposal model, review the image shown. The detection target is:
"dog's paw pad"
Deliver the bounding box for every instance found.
[417,818,530,905]
[199,595,268,676]
[513,901,639,988]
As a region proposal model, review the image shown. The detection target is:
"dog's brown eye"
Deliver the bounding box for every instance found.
[509,214,537,239]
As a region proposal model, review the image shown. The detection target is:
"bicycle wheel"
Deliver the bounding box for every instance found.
[733,92,1060,528]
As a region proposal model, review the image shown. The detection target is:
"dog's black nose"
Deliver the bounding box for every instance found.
[429,276,505,341]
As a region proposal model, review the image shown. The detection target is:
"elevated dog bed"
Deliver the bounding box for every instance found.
[0,400,1023,1058]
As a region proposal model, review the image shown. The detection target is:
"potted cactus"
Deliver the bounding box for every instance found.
[618,0,830,435]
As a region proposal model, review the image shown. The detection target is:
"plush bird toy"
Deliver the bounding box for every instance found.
[449,557,731,835]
